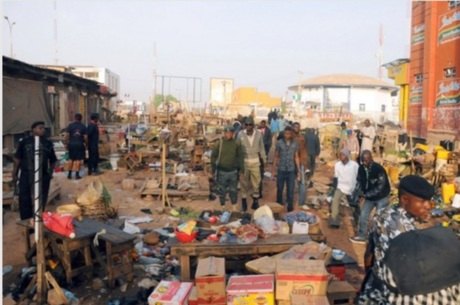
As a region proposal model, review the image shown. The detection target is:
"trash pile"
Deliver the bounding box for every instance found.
[165,205,321,245]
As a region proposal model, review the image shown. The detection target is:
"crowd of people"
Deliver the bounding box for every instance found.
[212,114,459,304]
[12,112,460,303]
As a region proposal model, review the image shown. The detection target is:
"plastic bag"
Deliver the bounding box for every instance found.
[43,212,75,238]
[255,215,278,234]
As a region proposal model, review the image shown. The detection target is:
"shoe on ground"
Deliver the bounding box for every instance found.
[349,236,367,244]
[301,205,310,211]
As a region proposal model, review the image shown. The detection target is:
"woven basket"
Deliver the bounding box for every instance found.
[56,204,82,220]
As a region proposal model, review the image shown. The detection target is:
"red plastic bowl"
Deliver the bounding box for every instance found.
[175,229,198,243]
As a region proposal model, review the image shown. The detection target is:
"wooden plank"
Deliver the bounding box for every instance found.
[170,234,312,256]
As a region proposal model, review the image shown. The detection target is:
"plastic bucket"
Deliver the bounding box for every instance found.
[442,183,455,204]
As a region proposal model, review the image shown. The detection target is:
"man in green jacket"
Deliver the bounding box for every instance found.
[211,126,244,211]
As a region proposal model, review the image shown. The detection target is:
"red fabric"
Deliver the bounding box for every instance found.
[42,212,75,238]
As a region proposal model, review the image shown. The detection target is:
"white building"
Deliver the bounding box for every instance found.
[288,74,399,123]
[71,66,120,97]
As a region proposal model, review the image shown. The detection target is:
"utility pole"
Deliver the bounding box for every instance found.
[377,23,384,79]
[54,0,59,64]
[4,16,16,58]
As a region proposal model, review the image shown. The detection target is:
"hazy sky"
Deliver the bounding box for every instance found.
[3,0,411,104]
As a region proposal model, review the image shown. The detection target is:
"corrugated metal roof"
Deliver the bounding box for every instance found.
[289,74,397,90]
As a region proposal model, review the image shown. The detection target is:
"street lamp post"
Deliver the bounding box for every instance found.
[4,16,16,58]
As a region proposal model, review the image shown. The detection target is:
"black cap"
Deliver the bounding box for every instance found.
[90,113,100,120]
[383,226,460,295]
[399,175,434,200]
[31,121,45,129]
[245,117,254,125]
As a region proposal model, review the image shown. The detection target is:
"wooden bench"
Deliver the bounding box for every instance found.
[17,218,135,287]
[79,218,136,288]
[170,234,322,281]
[17,219,95,284]
[327,281,357,305]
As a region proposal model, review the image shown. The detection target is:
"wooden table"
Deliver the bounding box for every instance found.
[170,234,314,281]
[17,218,135,286]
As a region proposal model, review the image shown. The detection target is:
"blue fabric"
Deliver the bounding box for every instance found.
[270,119,279,133]
[298,165,307,205]
[277,171,296,212]
[358,196,389,238]
[276,139,298,172]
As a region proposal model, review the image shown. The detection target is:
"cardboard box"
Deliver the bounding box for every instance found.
[292,222,309,234]
[188,286,198,305]
[291,295,330,305]
[227,274,275,305]
[276,260,329,300]
[195,257,226,304]
[148,281,193,305]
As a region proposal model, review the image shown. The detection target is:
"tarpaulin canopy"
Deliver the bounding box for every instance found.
[3,77,52,135]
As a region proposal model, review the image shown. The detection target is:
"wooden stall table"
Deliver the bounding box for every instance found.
[17,219,96,284]
[170,234,316,281]
[80,218,136,288]
[17,218,135,286]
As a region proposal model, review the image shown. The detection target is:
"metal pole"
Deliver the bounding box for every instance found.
[4,17,15,58]
[34,136,46,303]
[34,136,40,241]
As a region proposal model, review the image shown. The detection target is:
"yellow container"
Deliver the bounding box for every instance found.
[415,143,429,152]
[442,183,455,204]
[388,166,400,184]
[437,150,450,160]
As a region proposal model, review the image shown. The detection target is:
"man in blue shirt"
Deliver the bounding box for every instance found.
[272,126,300,212]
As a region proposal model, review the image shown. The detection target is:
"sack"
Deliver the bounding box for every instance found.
[383,226,460,295]
[76,180,104,206]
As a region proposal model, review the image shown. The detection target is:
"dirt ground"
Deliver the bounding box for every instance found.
[2,161,366,303]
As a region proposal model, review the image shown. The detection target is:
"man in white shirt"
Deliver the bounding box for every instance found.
[360,119,375,153]
[329,148,359,228]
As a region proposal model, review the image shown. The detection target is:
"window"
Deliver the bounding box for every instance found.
[84,72,99,79]
[359,103,365,112]
[381,105,386,112]
[444,67,456,78]
[449,1,460,9]
[415,73,423,84]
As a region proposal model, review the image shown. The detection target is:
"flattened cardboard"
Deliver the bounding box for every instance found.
[291,295,330,305]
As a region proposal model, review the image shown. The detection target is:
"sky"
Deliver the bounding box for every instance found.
[2,0,411,105]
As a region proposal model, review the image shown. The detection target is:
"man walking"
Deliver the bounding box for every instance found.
[350,150,390,243]
[293,122,309,207]
[66,113,87,179]
[211,126,243,211]
[87,113,100,175]
[329,148,359,228]
[305,128,321,179]
[13,121,57,220]
[360,119,375,153]
[238,117,267,211]
[258,120,272,198]
[272,126,300,212]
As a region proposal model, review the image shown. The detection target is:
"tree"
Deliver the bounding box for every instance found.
[154,94,179,107]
